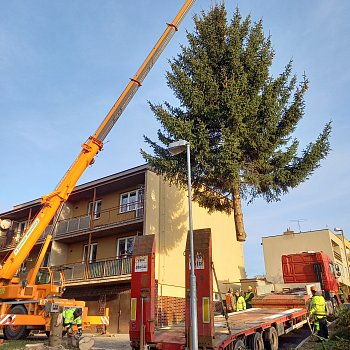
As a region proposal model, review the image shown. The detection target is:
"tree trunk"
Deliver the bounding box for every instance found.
[49,312,63,347]
[232,184,246,242]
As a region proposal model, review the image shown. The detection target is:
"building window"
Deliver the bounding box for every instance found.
[88,200,102,219]
[18,221,26,234]
[120,191,139,213]
[83,243,98,263]
[117,237,135,257]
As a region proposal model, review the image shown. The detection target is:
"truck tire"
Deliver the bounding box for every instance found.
[3,305,31,340]
[264,327,278,350]
[233,339,246,350]
[247,332,264,350]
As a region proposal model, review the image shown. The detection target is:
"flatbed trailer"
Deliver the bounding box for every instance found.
[129,231,311,350]
[150,307,308,349]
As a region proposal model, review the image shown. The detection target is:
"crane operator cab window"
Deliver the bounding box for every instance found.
[36,268,51,285]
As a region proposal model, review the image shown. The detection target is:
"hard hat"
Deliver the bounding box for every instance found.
[310,286,317,292]
[248,286,253,291]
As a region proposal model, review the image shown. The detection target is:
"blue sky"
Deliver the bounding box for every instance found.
[1,1,349,277]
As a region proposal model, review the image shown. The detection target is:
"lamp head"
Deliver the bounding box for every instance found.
[168,139,188,155]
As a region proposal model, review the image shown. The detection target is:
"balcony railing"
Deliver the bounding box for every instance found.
[59,256,132,283]
[0,225,52,250]
[56,201,144,236]
[57,215,91,235]
[0,201,144,250]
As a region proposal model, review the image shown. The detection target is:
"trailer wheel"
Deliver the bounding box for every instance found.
[264,327,278,350]
[247,332,264,350]
[233,339,246,350]
[3,305,31,340]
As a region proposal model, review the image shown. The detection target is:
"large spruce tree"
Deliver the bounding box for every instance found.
[141,4,331,242]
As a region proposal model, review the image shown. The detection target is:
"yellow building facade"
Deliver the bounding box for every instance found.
[0,165,245,333]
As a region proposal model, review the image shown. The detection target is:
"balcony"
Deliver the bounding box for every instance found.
[0,201,144,250]
[56,201,144,238]
[0,225,52,251]
[57,256,132,286]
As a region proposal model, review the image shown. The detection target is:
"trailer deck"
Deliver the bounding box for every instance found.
[151,307,308,349]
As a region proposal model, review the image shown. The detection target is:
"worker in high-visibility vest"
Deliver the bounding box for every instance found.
[234,290,246,311]
[225,288,235,313]
[62,307,83,336]
[309,286,328,340]
[244,286,255,309]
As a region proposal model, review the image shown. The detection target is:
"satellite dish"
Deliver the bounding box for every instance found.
[0,219,12,230]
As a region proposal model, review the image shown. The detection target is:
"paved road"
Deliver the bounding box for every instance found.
[92,334,130,349]
[278,325,312,349]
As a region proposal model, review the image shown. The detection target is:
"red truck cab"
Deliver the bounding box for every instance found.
[282,251,342,305]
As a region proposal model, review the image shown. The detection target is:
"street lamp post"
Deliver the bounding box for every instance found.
[334,227,350,281]
[168,139,198,350]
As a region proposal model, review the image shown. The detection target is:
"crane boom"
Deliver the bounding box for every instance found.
[0,0,195,283]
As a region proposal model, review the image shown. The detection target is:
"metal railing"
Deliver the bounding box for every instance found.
[0,201,144,250]
[60,256,132,283]
[57,215,91,235]
[56,201,144,236]
[0,225,51,250]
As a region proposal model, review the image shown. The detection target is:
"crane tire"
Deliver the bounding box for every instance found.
[233,339,246,350]
[3,305,31,340]
[264,326,278,350]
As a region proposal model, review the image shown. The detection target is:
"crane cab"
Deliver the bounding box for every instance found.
[35,267,65,298]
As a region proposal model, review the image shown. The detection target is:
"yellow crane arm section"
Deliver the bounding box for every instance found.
[0,0,195,283]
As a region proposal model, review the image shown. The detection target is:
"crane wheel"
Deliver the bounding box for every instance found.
[233,339,246,350]
[263,327,278,350]
[3,305,31,340]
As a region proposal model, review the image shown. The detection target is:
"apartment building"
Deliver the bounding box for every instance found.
[0,164,245,333]
[262,229,350,297]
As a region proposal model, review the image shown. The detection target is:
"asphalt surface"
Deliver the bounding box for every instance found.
[0,328,314,349]
[91,334,130,349]
[278,325,312,349]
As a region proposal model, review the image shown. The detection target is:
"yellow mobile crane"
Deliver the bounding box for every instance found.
[0,0,195,340]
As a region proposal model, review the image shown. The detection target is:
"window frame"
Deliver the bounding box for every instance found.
[83,243,98,263]
[117,236,135,257]
[119,188,145,214]
[88,200,102,220]
[18,221,27,234]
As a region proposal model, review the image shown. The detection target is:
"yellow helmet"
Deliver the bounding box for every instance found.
[248,286,253,291]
